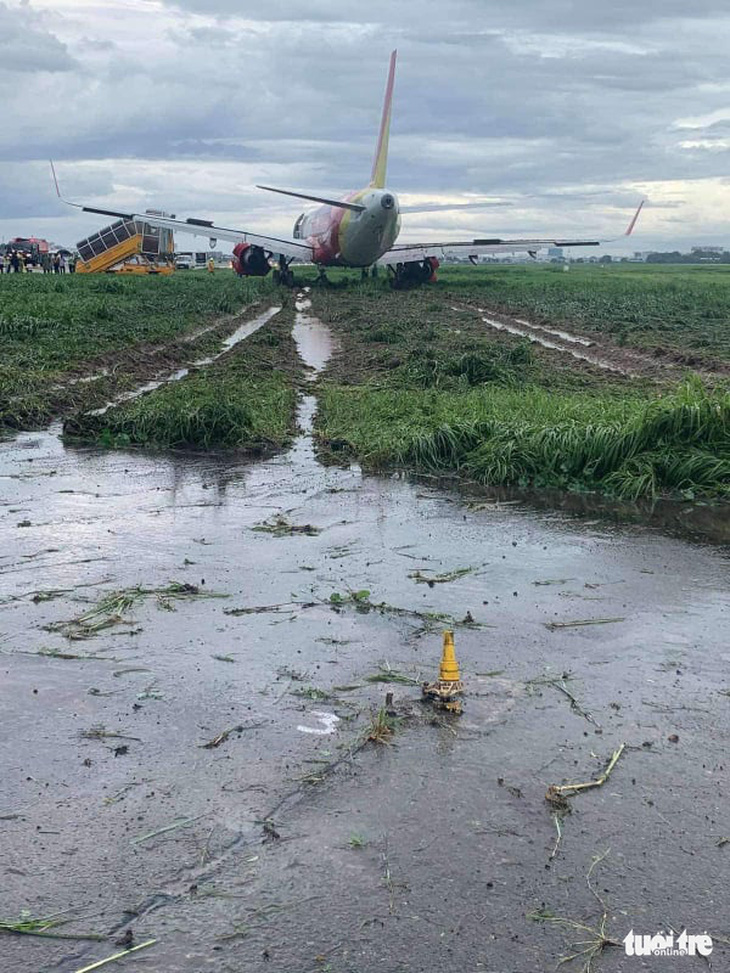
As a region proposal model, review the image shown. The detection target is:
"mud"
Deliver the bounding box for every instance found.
[0,304,728,972]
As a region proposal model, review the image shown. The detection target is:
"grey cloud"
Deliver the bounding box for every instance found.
[0,2,77,73]
[155,0,729,30]
[4,0,730,249]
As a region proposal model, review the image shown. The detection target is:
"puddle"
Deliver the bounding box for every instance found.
[88,305,282,416]
[1,293,728,973]
[296,711,340,735]
[290,294,336,454]
[292,294,335,379]
[513,317,594,346]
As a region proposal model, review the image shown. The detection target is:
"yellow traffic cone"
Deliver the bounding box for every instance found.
[439,630,460,682]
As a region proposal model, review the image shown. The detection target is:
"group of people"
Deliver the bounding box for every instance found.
[0,251,75,274]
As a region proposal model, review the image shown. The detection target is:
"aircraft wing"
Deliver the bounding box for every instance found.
[51,165,312,262]
[378,201,645,265]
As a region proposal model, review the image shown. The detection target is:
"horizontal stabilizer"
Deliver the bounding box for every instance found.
[400,200,512,214]
[257,185,366,213]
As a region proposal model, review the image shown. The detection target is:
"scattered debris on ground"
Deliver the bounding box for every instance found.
[526,671,600,727]
[73,938,158,973]
[364,663,420,685]
[546,744,626,806]
[131,816,204,846]
[528,850,620,971]
[544,616,626,631]
[0,911,105,942]
[253,514,321,536]
[289,685,334,701]
[80,725,141,742]
[45,581,226,640]
[408,566,476,586]
[366,706,397,745]
[200,723,263,749]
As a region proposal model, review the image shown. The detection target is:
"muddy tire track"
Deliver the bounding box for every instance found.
[455,302,730,380]
[80,305,283,419]
[2,302,280,432]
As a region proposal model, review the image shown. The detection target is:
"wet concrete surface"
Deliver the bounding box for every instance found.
[1,303,728,972]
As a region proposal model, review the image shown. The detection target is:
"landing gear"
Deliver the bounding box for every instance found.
[360,265,379,281]
[388,258,439,289]
[313,265,330,287]
[272,254,295,287]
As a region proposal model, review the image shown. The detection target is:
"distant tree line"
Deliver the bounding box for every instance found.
[645,250,730,264]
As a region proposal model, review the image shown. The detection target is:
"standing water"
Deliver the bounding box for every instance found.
[0,299,728,973]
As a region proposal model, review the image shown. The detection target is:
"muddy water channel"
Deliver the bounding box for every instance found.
[1,302,728,972]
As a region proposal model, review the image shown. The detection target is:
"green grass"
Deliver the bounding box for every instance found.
[66,307,298,451]
[309,280,639,396]
[318,379,729,500]
[307,262,730,364]
[438,263,730,364]
[0,271,274,428]
[76,373,295,450]
[309,267,729,502]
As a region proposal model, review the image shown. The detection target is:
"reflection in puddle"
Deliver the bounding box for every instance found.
[297,711,340,736]
[292,296,335,379]
[290,295,335,455]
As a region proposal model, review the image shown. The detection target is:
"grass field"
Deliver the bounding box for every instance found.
[437,263,730,365]
[2,264,729,500]
[65,305,299,452]
[310,265,730,501]
[0,272,273,427]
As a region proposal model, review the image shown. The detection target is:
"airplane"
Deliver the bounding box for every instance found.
[53,50,644,289]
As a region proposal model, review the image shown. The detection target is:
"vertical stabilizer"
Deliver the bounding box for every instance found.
[370,50,397,189]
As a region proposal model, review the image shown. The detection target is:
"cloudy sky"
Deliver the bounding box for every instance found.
[2,0,730,254]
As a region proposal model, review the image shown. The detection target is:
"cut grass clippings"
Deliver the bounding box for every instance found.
[72,940,158,973]
[545,617,626,631]
[408,567,476,585]
[546,744,627,806]
[364,664,420,686]
[131,815,204,846]
[252,515,321,536]
[45,582,226,640]
[0,911,105,942]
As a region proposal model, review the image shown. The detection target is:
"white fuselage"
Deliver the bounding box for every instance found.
[293,188,401,267]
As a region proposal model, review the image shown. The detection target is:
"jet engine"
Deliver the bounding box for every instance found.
[232,242,271,277]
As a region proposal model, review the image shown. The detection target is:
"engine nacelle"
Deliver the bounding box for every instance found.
[232,243,270,277]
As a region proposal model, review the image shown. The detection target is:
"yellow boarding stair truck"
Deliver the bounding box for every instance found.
[75,211,175,275]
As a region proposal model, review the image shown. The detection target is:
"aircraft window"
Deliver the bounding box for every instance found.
[293,213,305,239]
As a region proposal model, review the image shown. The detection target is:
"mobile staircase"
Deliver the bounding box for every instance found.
[75,212,175,275]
